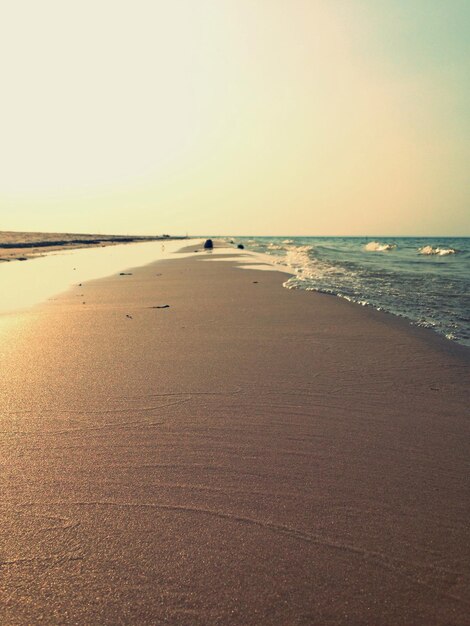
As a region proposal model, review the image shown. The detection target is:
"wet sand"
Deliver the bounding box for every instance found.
[0,239,200,316]
[1,245,469,625]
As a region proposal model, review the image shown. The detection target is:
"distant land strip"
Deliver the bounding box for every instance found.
[0,236,183,249]
[0,232,188,262]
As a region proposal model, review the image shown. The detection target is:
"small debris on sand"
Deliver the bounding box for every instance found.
[149,305,170,309]
[126,314,133,319]
[119,272,133,276]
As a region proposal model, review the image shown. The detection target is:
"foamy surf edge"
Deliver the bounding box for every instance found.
[418,245,457,256]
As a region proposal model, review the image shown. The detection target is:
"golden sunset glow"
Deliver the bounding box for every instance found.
[0,0,468,235]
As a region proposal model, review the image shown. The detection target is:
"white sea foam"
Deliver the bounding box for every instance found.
[282,245,314,272]
[281,244,353,292]
[418,245,456,256]
[364,241,397,252]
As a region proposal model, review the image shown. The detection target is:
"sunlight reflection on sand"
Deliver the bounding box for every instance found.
[0,239,201,315]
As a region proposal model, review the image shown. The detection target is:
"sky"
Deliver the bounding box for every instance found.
[0,0,468,236]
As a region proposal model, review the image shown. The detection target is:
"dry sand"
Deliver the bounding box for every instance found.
[1,244,469,625]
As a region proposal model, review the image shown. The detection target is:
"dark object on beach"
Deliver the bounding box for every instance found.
[17,257,27,261]
[126,314,133,319]
[237,244,244,249]
[204,239,213,249]
[150,305,170,309]
[119,272,133,276]
[253,281,258,284]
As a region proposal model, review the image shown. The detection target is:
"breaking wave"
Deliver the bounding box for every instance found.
[418,245,457,256]
[364,241,397,252]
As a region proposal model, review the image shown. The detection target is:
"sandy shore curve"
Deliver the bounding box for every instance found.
[1,243,469,625]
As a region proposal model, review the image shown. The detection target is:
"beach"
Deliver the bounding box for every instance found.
[1,242,469,625]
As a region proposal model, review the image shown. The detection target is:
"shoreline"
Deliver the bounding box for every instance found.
[1,243,469,624]
[206,245,470,362]
[229,236,470,349]
[201,244,470,361]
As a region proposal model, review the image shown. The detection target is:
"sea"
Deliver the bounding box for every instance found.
[231,236,470,347]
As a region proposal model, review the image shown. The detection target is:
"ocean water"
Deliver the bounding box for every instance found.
[232,237,470,347]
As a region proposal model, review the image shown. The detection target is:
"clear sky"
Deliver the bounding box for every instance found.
[0,0,468,236]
